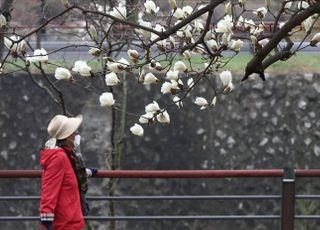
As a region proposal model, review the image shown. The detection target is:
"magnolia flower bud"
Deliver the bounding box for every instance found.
[139,113,154,124]
[17,39,27,56]
[211,97,217,106]
[60,0,71,8]
[224,2,232,15]
[195,97,208,110]
[156,110,170,124]
[88,25,97,40]
[130,123,144,136]
[173,96,183,108]
[174,61,187,72]
[239,0,246,7]
[253,7,267,19]
[143,73,159,84]
[265,0,272,8]
[127,49,139,62]
[144,0,160,15]
[166,70,179,81]
[0,14,7,29]
[105,72,120,86]
[55,67,72,80]
[168,0,177,11]
[145,101,161,113]
[310,32,320,46]
[182,50,192,59]
[99,92,115,107]
[88,48,101,57]
[219,70,234,94]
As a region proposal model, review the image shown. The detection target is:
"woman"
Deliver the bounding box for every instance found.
[40,114,94,230]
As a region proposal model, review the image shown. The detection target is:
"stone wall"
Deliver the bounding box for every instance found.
[0,72,319,229]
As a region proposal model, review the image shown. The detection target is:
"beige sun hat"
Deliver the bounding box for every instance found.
[47,114,83,140]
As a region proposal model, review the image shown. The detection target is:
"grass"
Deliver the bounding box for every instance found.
[223,53,320,74]
[1,53,320,77]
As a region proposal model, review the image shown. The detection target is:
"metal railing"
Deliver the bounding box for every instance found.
[0,169,320,230]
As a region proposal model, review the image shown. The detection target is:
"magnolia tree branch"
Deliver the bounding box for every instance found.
[242,0,320,81]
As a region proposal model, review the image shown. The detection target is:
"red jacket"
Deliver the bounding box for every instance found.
[40,147,85,230]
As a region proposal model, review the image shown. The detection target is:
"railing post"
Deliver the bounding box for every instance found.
[281,168,295,230]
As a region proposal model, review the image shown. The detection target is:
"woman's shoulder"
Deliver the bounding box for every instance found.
[40,148,68,166]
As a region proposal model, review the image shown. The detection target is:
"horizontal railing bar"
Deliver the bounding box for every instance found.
[2,169,320,179]
[296,215,320,219]
[296,195,320,199]
[0,215,281,221]
[0,195,282,201]
[295,169,320,177]
[0,169,284,178]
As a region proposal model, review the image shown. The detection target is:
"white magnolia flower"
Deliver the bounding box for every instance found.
[145,101,161,113]
[130,123,144,136]
[187,78,194,88]
[174,61,187,72]
[55,67,72,80]
[17,39,27,55]
[285,1,309,10]
[99,92,115,107]
[182,5,193,17]
[168,0,177,10]
[252,23,265,36]
[157,110,170,124]
[161,80,180,94]
[110,3,127,20]
[219,70,234,94]
[173,8,184,19]
[206,39,218,51]
[72,60,91,77]
[105,72,120,86]
[139,113,154,124]
[127,49,139,62]
[195,97,209,110]
[107,58,129,73]
[194,20,204,32]
[229,39,243,52]
[0,14,7,29]
[166,70,179,81]
[310,32,320,46]
[144,73,159,84]
[88,48,101,56]
[169,36,175,48]
[144,0,159,14]
[27,48,49,63]
[239,17,255,33]
[4,35,18,52]
[221,33,232,46]
[173,96,183,108]
[216,15,233,34]
[258,38,269,47]
[253,7,268,19]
